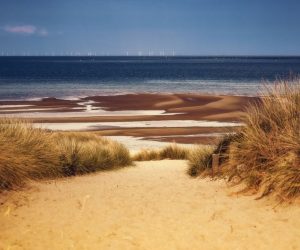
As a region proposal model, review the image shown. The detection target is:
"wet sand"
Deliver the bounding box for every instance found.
[0,93,259,122]
[0,93,258,145]
[1,160,299,250]
[96,127,236,145]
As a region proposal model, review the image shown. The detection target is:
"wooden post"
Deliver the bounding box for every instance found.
[212,154,220,177]
[228,145,234,164]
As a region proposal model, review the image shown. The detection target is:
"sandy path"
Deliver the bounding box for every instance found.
[1,160,300,250]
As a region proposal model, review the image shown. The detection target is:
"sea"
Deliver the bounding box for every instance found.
[0,56,300,100]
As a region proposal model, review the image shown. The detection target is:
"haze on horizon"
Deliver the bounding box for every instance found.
[0,0,299,56]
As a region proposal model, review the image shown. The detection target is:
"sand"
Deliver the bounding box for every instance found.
[106,136,194,151]
[0,93,251,144]
[34,120,241,131]
[0,93,259,122]
[96,127,236,145]
[1,160,300,250]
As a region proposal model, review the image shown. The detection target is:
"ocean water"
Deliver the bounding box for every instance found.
[0,56,300,100]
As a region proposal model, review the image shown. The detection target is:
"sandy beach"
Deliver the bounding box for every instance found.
[2,91,298,250]
[1,2,300,249]
[1,160,300,250]
[0,93,258,122]
[0,93,256,145]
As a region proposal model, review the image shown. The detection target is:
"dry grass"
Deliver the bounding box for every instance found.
[159,144,189,159]
[132,149,161,161]
[189,80,300,200]
[224,82,300,199]
[0,119,62,189]
[187,134,239,177]
[187,146,214,177]
[132,144,189,161]
[56,132,132,175]
[0,120,132,190]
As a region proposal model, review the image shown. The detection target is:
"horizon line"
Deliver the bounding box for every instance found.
[1,54,300,57]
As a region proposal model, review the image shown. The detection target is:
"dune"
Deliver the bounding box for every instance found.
[1,160,300,250]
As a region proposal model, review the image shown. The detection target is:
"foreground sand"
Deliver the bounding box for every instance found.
[1,160,300,250]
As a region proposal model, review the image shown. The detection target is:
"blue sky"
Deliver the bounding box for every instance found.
[0,0,299,55]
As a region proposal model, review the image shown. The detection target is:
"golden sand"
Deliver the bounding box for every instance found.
[1,160,299,250]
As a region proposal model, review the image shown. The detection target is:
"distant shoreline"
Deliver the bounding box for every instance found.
[1,56,299,100]
[1,55,300,57]
[0,91,259,102]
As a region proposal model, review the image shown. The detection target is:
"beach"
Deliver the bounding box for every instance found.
[1,160,300,250]
[1,55,300,250]
[0,93,256,146]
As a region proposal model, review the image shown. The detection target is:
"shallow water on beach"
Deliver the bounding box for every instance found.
[1,56,300,100]
[34,120,241,131]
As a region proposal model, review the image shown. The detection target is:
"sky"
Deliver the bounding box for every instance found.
[0,0,299,56]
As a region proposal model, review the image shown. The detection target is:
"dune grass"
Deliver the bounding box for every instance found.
[188,81,300,200]
[187,146,214,177]
[132,143,190,161]
[187,133,242,177]
[56,132,132,175]
[132,148,161,161]
[0,119,132,190]
[0,119,62,189]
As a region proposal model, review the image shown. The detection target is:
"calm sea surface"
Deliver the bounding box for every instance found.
[0,56,300,100]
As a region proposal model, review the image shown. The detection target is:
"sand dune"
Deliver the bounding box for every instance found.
[1,160,300,250]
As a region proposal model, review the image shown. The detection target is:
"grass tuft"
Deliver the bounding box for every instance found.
[224,82,300,199]
[159,144,189,160]
[0,119,62,189]
[187,146,214,177]
[56,133,132,175]
[132,149,161,161]
[0,120,132,190]
[132,143,190,161]
[188,80,300,200]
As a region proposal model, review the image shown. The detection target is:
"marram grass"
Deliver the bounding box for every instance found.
[188,80,300,201]
[56,132,132,175]
[132,143,190,161]
[187,146,214,177]
[0,119,132,190]
[0,119,62,189]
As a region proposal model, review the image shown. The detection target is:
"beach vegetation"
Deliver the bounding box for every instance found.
[132,143,190,161]
[56,132,132,175]
[0,119,61,189]
[0,120,132,190]
[188,81,300,200]
[187,146,214,177]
